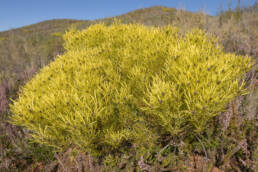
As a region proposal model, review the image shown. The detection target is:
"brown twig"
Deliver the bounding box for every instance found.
[138,156,153,172]
[219,139,246,167]
[55,154,66,172]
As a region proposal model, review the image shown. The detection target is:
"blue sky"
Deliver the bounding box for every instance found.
[0,0,256,32]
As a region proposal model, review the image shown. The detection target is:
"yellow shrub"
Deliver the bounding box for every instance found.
[10,23,253,156]
[0,37,6,41]
[51,32,63,37]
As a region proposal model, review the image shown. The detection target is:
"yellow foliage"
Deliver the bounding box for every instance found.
[10,23,253,156]
[0,37,6,41]
[162,7,174,13]
[51,32,63,37]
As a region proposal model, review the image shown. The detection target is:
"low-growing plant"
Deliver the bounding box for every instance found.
[0,37,6,41]
[10,22,253,158]
[0,79,8,114]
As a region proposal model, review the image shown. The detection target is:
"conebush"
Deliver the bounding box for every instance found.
[10,23,253,156]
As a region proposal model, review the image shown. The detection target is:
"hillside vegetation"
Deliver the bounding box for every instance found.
[0,4,257,171]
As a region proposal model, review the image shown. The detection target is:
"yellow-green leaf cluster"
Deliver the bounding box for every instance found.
[10,23,253,156]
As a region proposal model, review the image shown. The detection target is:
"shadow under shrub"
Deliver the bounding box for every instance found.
[10,23,253,163]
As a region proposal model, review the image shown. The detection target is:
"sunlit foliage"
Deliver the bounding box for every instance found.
[10,23,253,156]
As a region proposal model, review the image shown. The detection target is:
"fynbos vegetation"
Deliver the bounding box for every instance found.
[11,23,253,170]
[0,3,257,171]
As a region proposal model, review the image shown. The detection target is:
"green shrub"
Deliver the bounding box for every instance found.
[10,23,253,157]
